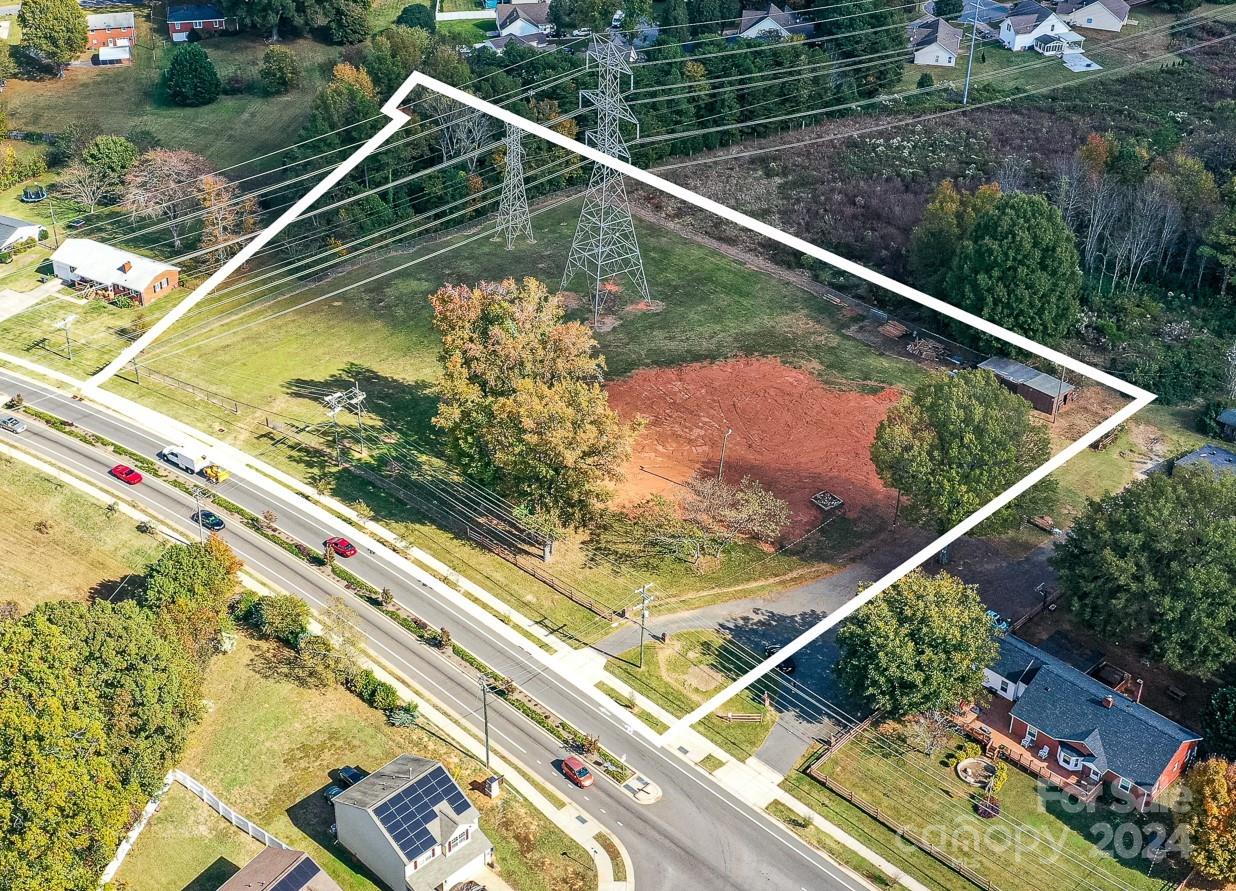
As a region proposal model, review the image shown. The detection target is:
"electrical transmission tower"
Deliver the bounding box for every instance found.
[562,35,651,328]
[495,122,534,250]
[321,383,368,463]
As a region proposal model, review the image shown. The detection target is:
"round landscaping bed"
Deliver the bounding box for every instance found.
[956,757,997,787]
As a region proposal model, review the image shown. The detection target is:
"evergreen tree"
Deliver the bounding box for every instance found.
[396,2,436,31]
[164,44,222,107]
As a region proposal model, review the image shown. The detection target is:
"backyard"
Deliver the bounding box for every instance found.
[118,633,596,891]
[786,724,1189,891]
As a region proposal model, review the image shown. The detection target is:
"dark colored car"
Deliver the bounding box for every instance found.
[324,536,358,558]
[337,765,368,787]
[192,510,225,531]
[109,464,143,485]
[562,755,594,788]
[68,218,87,230]
[764,645,796,675]
[322,784,344,803]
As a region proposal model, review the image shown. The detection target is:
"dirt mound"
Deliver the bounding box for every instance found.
[605,357,902,538]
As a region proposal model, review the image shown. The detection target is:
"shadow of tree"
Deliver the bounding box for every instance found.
[87,575,144,604]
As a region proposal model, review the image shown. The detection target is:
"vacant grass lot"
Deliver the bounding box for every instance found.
[0,454,165,612]
[4,17,339,170]
[119,633,595,891]
[605,630,778,758]
[801,726,1187,891]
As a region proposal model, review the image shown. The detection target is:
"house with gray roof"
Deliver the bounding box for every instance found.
[495,1,553,38]
[978,356,1075,414]
[333,755,493,891]
[982,635,1200,811]
[0,214,43,251]
[218,848,343,891]
[1056,0,1130,31]
[998,0,1083,53]
[908,15,962,66]
[732,3,815,39]
[1173,443,1236,477]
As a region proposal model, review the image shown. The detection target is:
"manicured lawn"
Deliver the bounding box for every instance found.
[371,0,430,30]
[765,800,898,889]
[118,633,595,891]
[802,725,1189,891]
[605,630,778,758]
[4,19,340,170]
[438,18,495,42]
[441,0,484,12]
[0,454,166,612]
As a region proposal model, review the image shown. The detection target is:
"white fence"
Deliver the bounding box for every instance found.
[98,770,288,886]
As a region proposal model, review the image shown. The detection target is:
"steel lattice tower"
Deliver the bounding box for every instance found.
[495,122,534,250]
[562,35,651,327]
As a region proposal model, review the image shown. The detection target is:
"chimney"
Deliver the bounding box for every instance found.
[1102,695,1115,709]
[1133,678,1144,704]
[119,260,132,273]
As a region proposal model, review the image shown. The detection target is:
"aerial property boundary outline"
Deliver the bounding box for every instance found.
[85,70,1155,740]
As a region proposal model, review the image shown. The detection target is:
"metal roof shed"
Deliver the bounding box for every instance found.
[979,356,1075,414]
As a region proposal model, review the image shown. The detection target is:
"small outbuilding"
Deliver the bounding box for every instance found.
[1173,444,1236,477]
[1217,407,1236,442]
[978,356,1075,414]
[0,214,45,250]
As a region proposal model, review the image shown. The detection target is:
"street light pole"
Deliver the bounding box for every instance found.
[191,486,208,543]
[479,675,491,767]
[56,314,76,361]
[636,584,653,669]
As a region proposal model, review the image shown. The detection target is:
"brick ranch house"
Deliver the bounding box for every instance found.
[85,11,135,49]
[961,634,1201,812]
[50,238,179,306]
[167,3,233,41]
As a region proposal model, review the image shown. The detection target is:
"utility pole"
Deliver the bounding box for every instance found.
[962,9,979,105]
[636,584,653,669]
[479,675,491,767]
[48,204,62,247]
[562,34,651,328]
[55,313,76,361]
[495,121,534,250]
[191,486,208,543]
[718,427,733,481]
[321,385,366,463]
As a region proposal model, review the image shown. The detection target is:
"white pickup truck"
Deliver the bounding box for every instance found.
[159,445,230,482]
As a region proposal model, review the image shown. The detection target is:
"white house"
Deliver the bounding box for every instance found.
[999,0,1084,53]
[50,239,179,305]
[333,756,494,891]
[1057,0,1129,31]
[733,3,815,39]
[0,214,44,251]
[481,31,549,53]
[908,15,962,67]
[495,1,553,38]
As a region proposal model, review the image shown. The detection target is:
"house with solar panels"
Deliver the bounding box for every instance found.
[333,755,494,891]
[218,847,342,891]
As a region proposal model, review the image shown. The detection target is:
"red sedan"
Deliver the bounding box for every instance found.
[324,536,358,558]
[562,756,594,788]
[109,464,143,485]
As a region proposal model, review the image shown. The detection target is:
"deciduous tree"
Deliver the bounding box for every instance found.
[871,369,1057,536]
[1182,758,1236,881]
[836,570,999,719]
[1204,688,1236,761]
[123,149,214,249]
[259,44,302,93]
[57,161,111,212]
[18,0,87,69]
[946,192,1082,347]
[1052,466,1236,676]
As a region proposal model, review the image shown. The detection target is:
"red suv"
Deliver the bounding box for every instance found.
[324,536,358,558]
[562,756,594,788]
[109,464,143,485]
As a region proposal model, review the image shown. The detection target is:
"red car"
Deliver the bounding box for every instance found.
[324,536,358,558]
[109,464,143,485]
[562,756,594,788]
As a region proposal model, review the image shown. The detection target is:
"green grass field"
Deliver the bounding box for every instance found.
[4,19,339,170]
[0,454,166,612]
[119,633,595,891]
[606,630,778,758]
[799,726,1188,891]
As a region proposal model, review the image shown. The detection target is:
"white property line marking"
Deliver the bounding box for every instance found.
[80,71,1153,738]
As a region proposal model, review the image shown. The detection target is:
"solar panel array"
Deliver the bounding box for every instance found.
[270,857,321,891]
[372,765,471,860]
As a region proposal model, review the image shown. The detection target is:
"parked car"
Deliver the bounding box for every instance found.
[0,415,27,434]
[764,645,796,675]
[337,765,368,787]
[322,784,344,803]
[324,536,358,558]
[562,755,594,788]
[191,510,225,531]
[570,26,592,36]
[109,464,143,485]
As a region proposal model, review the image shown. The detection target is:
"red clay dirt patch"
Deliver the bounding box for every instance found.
[604,357,901,538]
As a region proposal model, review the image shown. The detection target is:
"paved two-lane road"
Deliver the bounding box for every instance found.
[0,367,874,891]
